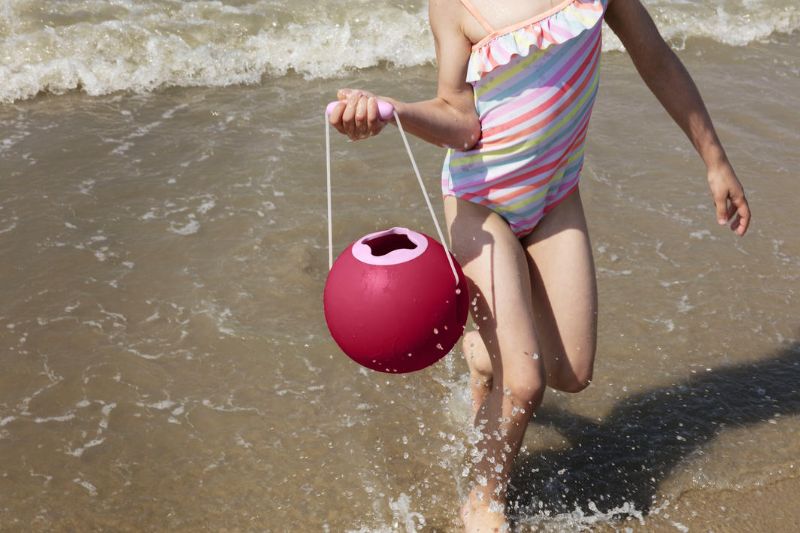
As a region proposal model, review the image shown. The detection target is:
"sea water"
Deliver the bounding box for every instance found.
[1,1,799,530]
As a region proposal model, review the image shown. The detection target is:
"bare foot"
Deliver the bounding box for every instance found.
[462,331,493,417]
[460,489,509,532]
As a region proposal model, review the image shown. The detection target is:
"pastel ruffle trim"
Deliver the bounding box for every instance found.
[466,0,606,83]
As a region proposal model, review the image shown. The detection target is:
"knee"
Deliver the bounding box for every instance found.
[503,373,546,409]
[559,377,592,394]
[462,330,482,351]
[555,364,593,394]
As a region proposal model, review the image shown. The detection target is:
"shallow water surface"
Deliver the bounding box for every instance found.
[1,11,799,532]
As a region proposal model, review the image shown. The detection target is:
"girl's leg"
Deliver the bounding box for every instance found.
[461,190,598,395]
[521,189,598,393]
[444,196,547,531]
[462,330,493,416]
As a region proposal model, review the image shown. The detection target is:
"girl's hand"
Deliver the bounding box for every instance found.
[707,163,750,236]
[328,89,391,141]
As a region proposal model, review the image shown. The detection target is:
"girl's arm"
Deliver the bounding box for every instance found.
[605,0,751,236]
[329,0,480,150]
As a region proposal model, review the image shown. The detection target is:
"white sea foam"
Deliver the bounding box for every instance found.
[73,478,98,497]
[514,500,647,531]
[0,0,797,102]
[34,413,76,423]
[66,402,116,457]
[0,220,18,234]
[169,219,201,236]
[197,199,216,215]
[138,399,177,411]
[68,437,106,458]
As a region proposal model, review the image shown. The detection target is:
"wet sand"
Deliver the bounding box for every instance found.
[1,32,799,531]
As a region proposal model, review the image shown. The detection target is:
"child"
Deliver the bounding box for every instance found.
[329,0,750,530]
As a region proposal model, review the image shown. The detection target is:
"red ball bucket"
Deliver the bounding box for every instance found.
[324,227,469,373]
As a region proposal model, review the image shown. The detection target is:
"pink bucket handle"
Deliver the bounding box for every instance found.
[326,99,394,121]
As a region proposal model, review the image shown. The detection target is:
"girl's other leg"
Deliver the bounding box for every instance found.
[445,196,546,532]
[522,190,598,393]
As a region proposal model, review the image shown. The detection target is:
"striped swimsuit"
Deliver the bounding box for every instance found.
[441,0,606,238]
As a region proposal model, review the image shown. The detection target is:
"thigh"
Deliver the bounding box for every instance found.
[521,189,598,392]
[444,196,544,380]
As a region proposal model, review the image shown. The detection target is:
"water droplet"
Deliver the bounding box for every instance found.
[489,500,505,513]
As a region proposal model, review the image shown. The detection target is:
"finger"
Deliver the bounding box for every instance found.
[337,88,353,102]
[725,204,741,233]
[328,101,346,133]
[725,192,738,218]
[342,92,360,139]
[354,96,368,138]
[733,197,751,236]
[366,96,378,133]
[725,201,737,224]
[369,97,385,136]
[713,196,729,225]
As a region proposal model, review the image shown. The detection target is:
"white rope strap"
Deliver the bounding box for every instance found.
[325,111,459,286]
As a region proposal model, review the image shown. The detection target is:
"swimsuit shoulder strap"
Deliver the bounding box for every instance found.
[457,0,495,33]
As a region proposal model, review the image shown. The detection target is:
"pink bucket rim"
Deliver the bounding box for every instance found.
[351,227,428,265]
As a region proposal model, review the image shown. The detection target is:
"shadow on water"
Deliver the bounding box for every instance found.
[507,342,800,522]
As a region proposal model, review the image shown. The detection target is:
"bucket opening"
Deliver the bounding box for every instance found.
[363,233,417,257]
[351,227,428,265]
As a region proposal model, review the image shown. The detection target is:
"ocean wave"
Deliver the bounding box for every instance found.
[604,1,800,51]
[0,0,798,103]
